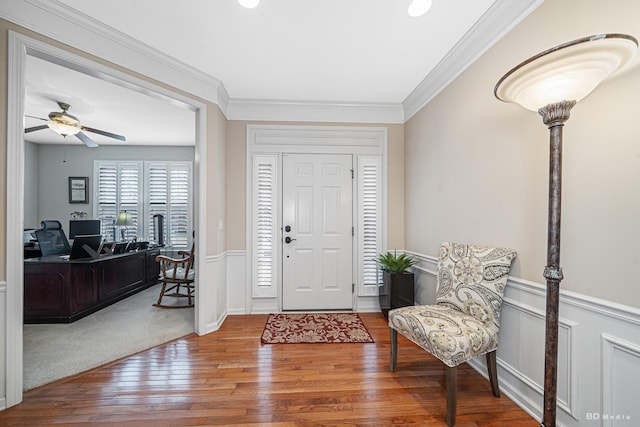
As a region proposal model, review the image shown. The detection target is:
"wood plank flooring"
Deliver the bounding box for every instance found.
[0,313,539,426]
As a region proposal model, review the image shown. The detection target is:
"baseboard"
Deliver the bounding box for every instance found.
[204,311,228,335]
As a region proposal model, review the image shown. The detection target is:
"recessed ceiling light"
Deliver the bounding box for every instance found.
[408,0,432,17]
[238,0,260,9]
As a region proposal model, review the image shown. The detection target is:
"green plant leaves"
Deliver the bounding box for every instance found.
[375,251,415,274]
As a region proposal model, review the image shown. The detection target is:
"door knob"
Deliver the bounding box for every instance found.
[284,236,296,244]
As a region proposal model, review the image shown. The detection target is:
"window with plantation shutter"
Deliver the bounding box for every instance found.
[94,160,192,249]
[146,162,192,249]
[357,157,382,297]
[252,155,277,298]
[94,161,142,242]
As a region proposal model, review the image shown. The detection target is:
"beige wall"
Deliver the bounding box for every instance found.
[206,105,227,254]
[224,121,405,251]
[0,18,227,263]
[404,0,640,307]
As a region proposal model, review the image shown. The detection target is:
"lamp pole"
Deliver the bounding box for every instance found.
[538,100,575,427]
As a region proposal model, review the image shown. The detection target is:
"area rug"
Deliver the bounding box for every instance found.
[260,313,374,344]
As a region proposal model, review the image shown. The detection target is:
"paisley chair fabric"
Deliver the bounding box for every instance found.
[388,242,516,426]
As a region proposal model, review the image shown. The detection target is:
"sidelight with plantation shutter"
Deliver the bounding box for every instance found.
[252,155,278,298]
[357,157,382,297]
[94,160,192,249]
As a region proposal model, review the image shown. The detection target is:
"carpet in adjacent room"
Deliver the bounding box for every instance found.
[23,284,194,390]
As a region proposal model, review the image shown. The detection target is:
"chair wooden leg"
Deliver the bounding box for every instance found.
[156,282,168,305]
[389,328,397,372]
[486,350,500,397]
[445,366,457,426]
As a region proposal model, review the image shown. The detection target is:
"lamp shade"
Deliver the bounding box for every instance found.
[115,211,133,226]
[495,34,637,111]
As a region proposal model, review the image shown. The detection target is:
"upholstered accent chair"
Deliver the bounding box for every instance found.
[388,242,517,426]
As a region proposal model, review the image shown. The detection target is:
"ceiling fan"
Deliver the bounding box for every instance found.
[24,101,126,148]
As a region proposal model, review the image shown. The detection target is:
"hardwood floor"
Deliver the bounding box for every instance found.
[1,313,539,426]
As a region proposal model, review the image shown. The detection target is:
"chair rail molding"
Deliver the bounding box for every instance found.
[405,249,640,427]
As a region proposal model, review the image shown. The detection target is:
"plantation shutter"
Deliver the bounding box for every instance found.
[145,162,192,249]
[94,161,142,241]
[168,163,191,248]
[357,157,382,297]
[95,160,191,248]
[118,162,142,241]
[253,155,278,298]
[147,163,168,244]
[96,162,118,241]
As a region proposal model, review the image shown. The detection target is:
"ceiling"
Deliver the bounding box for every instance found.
[24,55,196,146]
[22,0,527,146]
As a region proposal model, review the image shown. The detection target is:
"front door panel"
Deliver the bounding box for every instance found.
[282,154,353,310]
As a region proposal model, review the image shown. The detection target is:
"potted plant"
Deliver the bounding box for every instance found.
[376,251,416,319]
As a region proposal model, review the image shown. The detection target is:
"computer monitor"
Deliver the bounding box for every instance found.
[69,220,101,239]
[69,234,103,260]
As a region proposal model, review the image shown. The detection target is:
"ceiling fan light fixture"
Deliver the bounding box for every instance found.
[408,0,432,17]
[46,120,80,136]
[237,0,259,9]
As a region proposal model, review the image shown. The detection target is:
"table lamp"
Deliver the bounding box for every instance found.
[115,211,133,242]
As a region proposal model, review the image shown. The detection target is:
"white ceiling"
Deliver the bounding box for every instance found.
[21,0,529,146]
[24,55,196,146]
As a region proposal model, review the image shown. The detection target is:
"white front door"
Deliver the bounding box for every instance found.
[282,154,353,310]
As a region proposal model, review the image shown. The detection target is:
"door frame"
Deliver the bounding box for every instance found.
[245,124,387,314]
[5,32,208,407]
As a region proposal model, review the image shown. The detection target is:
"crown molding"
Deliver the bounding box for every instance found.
[227,99,404,124]
[0,0,229,114]
[1,0,541,124]
[402,0,542,122]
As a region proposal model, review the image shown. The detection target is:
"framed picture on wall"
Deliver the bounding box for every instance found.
[68,177,89,204]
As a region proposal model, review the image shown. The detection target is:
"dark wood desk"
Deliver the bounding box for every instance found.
[24,248,160,323]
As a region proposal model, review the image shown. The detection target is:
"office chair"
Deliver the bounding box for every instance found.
[35,220,71,257]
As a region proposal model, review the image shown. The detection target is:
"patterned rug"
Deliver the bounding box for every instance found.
[260,313,375,344]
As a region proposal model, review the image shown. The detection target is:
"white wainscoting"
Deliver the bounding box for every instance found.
[0,281,6,410]
[225,250,383,314]
[227,250,247,315]
[201,253,228,335]
[407,251,640,427]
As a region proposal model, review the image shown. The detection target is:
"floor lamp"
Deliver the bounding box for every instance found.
[494,34,637,427]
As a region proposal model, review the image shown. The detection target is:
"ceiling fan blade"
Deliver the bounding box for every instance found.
[25,124,49,133]
[25,115,47,121]
[81,126,126,142]
[75,131,99,148]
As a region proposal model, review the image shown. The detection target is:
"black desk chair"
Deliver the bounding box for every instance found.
[35,220,71,257]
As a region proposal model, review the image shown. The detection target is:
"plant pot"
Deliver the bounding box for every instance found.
[379,271,415,319]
